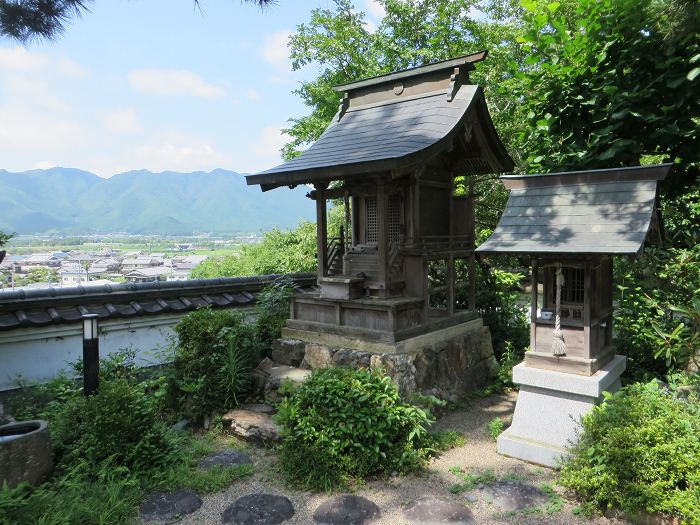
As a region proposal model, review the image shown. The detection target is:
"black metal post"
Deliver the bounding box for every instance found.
[82,314,99,396]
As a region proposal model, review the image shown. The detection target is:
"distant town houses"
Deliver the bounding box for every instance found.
[0,249,212,291]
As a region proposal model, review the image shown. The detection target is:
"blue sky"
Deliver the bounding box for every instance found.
[0,0,386,177]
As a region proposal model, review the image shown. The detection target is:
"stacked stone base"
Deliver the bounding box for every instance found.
[270,318,498,401]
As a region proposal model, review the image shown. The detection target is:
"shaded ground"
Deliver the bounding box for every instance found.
[151,393,629,525]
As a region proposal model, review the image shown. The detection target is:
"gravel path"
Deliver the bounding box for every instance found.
[170,392,629,525]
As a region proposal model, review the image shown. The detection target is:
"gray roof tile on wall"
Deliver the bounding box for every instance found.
[0,273,316,331]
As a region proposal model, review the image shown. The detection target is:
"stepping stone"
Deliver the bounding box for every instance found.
[222,493,295,525]
[481,480,550,511]
[313,495,380,524]
[240,403,277,415]
[198,449,252,470]
[403,497,472,524]
[264,365,311,403]
[222,409,281,444]
[139,489,202,524]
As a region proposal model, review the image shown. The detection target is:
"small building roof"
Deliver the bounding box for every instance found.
[247,52,513,191]
[124,267,171,278]
[476,164,671,256]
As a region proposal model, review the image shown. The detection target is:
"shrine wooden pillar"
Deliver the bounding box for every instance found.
[315,182,328,282]
[530,258,539,347]
[467,179,476,310]
[377,179,389,295]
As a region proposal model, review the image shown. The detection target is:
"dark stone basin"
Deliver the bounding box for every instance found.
[0,420,53,488]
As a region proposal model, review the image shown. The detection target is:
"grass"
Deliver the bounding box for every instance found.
[447,467,567,516]
[0,431,253,525]
[426,431,466,452]
[487,417,506,441]
[447,467,527,494]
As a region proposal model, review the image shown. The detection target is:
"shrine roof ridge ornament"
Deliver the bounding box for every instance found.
[476,163,672,257]
[246,51,514,191]
[332,51,488,92]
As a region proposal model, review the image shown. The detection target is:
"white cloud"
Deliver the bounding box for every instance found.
[2,75,70,112]
[365,0,386,19]
[55,57,88,78]
[252,126,291,163]
[246,88,261,101]
[261,30,292,72]
[363,17,378,33]
[34,161,58,170]
[128,69,226,99]
[104,107,142,134]
[0,47,87,78]
[135,135,228,173]
[0,104,85,152]
[0,46,47,71]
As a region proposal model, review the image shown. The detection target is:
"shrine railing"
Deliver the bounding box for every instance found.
[402,235,475,255]
[326,236,344,275]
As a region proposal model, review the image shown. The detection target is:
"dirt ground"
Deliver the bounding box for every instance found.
[170,392,629,525]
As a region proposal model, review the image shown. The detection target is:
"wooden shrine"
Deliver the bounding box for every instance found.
[476,163,671,466]
[247,52,513,344]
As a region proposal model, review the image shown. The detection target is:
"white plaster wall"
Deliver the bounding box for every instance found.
[0,315,181,391]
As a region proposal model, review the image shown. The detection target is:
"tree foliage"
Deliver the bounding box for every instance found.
[284,0,528,165]
[516,0,700,191]
[192,221,318,278]
[560,381,700,522]
[192,205,345,278]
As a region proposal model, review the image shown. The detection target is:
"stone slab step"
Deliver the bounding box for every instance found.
[264,364,312,403]
[222,409,281,444]
[270,338,307,367]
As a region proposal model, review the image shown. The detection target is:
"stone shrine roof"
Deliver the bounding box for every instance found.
[476,164,671,256]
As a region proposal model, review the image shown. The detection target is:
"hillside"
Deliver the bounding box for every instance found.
[0,168,314,234]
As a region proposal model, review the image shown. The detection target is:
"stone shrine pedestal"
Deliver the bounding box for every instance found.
[497,355,626,468]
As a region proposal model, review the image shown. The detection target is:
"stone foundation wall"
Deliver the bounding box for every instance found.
[271,319,498,401]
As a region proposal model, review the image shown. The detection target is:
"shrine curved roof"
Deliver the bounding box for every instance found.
[246,83,513,191]
[476,164,672,257]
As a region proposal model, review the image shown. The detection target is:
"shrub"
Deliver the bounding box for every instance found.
[474,264,529,360]
[51,378,181,477]
[275,367,433,490]
[169,308,254,423]
[614,245,700,381]
[560,381,700,523]
[254,275,296,353]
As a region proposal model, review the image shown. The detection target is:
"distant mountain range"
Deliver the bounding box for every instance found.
[0,168,315,235]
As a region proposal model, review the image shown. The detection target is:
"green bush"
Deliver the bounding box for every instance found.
[254,276,296,353]
[51,378,181,477]
[560,381,700,523]
[275,367,433,490]
[615,244,700,381]
[474,264,529,360]
[0,348,254,525]
[169,308,254,423]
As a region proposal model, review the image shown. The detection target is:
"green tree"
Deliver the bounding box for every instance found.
[192,205,346,278]
[514,0,699,378]
[15,266,59,286]
[284,0,528,167]
[516,0,699,192]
